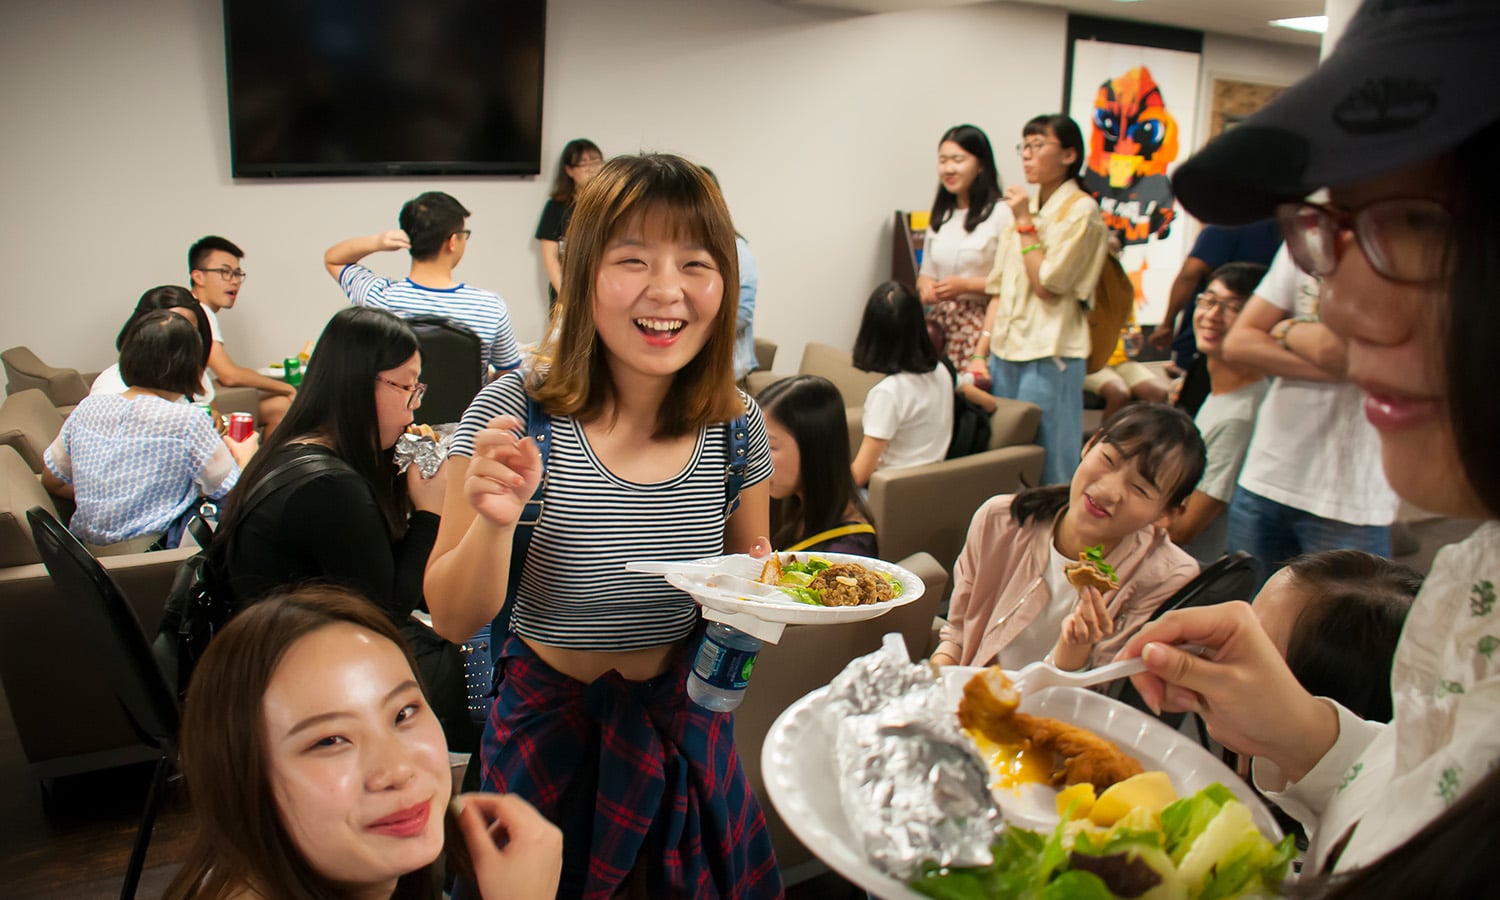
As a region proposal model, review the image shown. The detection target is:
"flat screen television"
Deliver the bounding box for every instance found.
[223,0,546,178]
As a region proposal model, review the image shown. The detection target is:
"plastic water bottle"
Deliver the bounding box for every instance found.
[686,623,762,712]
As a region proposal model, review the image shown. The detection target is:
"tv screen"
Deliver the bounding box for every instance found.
[224,0,546,177]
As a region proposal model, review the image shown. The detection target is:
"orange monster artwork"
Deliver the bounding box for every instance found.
[1083,66,1180,248]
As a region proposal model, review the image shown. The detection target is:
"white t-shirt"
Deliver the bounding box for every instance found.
[862,364,953,471]
[997,543,1075,669]
[919,206,1010,304]
[1184,380,1267,562]
[90,363,214,404]
[1236,249,1398,526]
[201,304,224,343]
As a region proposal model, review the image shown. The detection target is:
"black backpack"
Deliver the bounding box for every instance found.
[153,453,342,697]
[943,360,991,459]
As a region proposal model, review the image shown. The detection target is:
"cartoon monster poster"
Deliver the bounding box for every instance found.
[1068,39,1201,326]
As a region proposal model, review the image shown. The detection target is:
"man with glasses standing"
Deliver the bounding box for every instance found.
[1219,246,1398,586]
[323,191,522,381]
[189,235,296,434]
[1165,262,1268,562]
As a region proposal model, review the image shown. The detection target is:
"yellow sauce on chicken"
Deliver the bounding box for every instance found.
[967,729,1051,790]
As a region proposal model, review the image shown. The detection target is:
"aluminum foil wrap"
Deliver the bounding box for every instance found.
[823,634,999,878]
[393,424,457,478]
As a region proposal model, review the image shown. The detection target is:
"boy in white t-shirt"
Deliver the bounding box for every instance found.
[1219,247,1398,584]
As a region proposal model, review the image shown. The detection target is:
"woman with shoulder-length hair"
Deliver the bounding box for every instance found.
[919,124,1009,370]
[971,113,1110,486]
[91,284,217,403]
[209,306,467,743]
[427,154,782,898]
[535,138,604,305]
[164,585,561,900]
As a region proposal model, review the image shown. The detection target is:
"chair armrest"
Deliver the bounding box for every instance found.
[744,371,787,398]
[214,386,261,425]
[988,398,1042,449]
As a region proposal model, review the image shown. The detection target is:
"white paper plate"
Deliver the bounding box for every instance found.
[761,665,1282,900]
[665,552,923,627]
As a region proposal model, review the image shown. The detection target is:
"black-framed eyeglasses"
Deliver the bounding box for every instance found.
[195,266,247,282]
[1015,140,1059,157]
[1275,198,1452,285]
[1195,292,1244,316]
[376,376,427,409]
[455,229,472,239]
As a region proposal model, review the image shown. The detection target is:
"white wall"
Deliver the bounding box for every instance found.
[0,0,1316,378]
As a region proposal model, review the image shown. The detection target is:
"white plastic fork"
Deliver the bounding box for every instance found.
[1007,644,1205,695]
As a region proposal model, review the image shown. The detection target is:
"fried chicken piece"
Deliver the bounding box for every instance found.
[958,666,1142,792]
[807,563,893,607]
[1064,558,1119,593]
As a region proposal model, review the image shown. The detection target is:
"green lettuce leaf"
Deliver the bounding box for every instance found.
[1161,783,1236,863]
[1081,545,1118,583]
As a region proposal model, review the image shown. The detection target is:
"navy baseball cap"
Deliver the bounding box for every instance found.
[1173,0,1500,225]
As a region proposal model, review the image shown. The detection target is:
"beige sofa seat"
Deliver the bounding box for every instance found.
[0,389,65,474]
[734,552,948,880]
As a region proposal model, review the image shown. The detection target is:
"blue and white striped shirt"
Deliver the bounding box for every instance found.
[451,373,773,651]
[339,264,523,373]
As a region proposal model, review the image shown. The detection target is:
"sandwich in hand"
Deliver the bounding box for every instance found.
[1063,544,1119,593]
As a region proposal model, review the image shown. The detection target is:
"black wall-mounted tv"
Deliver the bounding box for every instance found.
[224,0,546,178]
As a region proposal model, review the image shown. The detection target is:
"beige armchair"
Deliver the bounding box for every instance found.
[0,389,65,474]
[0,445,195,777]
[868,444,1046,578]
[2,346,92,409]
[734,552,948,880]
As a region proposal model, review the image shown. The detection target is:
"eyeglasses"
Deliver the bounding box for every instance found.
[1015,140,1060,157]
[455,229,472,239]
[1195,292,1245,316]
[1275,198,1453,285]
[376,376,427,409]
[196,266,247,282]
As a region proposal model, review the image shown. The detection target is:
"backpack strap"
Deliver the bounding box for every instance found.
[786,523,875,553]
[490,392,551,661]
[724,412,749,516]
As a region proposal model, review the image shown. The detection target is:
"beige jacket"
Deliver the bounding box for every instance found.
[935,493,1199,669]
[984,180,1109,362]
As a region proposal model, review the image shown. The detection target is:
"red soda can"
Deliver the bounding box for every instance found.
[228,412,255,442]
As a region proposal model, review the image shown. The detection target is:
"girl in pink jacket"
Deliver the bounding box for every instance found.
[933,404,1204,671]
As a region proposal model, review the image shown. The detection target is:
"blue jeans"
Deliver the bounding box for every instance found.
[1225,486,1392,589]
[989,355,1085,487]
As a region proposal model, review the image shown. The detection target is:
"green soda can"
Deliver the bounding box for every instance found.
[282,357,302,386]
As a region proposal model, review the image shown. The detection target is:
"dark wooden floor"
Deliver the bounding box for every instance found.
[0,517,1476,899]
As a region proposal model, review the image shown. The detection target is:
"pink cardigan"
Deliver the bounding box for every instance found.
[935,494,1199,669]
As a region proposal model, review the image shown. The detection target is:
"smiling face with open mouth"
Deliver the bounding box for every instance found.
[593,206,725,385]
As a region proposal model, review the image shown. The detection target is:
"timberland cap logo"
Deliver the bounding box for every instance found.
[1332,76,1439,134]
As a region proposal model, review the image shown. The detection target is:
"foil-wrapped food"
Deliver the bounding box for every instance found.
[394,422,456,478]
[823,634,1000,878]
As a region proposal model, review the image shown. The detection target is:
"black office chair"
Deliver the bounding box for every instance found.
[407,315,483,426]
[27,507,179,900]
[1113,551,1258,743]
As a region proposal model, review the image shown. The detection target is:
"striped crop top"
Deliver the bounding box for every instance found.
[450,372,773,651]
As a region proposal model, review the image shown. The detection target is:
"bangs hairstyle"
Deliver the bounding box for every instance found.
[1281,550,1420,724]
[1013,404,1206,525]
[1023,114,1088,192]
[852,281,940,375]
[117,284,212,369]
[549,138,603,203]
[118,309,206,397]
[164,586,450,900]
[533,153,743,438]
[930,124,1003,234]
[220,308,419,542]
[398,191,470,261]
[759,375,873,551]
